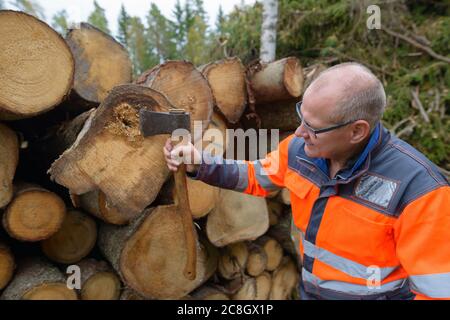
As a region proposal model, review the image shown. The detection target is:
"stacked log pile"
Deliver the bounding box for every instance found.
[0,10,303,300]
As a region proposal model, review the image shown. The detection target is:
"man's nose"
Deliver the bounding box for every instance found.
[295,123,309,139]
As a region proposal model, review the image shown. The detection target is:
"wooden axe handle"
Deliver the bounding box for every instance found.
[174,163,197,280]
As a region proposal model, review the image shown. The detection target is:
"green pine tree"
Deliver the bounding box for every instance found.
[127,16,158,76]
[183,0,209,65]
[146,3,177,61]
[88,0,110,34]
[52,9,69,35]
[117,4,131,47]
[11,0,46,20]
[172,0,186,49]
[216,5,225,35]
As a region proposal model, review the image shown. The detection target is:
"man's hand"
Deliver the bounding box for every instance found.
[163,138,202,173]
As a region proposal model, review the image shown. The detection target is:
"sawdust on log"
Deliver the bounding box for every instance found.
[105,103,144,147]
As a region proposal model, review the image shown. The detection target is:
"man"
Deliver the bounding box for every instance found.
[163,62,450,300]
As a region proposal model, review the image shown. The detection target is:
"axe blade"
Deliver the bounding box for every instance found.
[139,109,191,137]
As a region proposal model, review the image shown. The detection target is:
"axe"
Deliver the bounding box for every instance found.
[139,108,197,280]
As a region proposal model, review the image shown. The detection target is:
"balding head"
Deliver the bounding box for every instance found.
[304,62,386,130]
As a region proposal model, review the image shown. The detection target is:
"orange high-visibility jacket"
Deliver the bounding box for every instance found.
[191,123,450,300]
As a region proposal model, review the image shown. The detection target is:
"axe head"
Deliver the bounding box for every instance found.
[139,109,191,137]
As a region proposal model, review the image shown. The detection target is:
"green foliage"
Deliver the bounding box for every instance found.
[146,3,177,61]
[52,9,69,35]
[117,4,131,47]
[11,0,45,20]
[127,16,159,76]
[209,2,263,63]
[88,0,110,34]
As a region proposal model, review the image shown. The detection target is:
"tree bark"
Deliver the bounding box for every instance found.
[207,189,269,247]
[65,22,132,111]
[41,209,97,264]
[0,11,74,120]
[199,57,248,124]
[76,258,121,300]
[98,206,218,299]
[0,124,19,208]
[49,84,186,216]
[257,99,300,131]
[3,182,66,242]
[0,257,78,300]
[260,0,278,63]
[248,57,303,105]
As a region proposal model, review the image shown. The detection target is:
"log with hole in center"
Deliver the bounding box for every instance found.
[2,183,66,242]
[49,82,211,216]
[0,11,74,120]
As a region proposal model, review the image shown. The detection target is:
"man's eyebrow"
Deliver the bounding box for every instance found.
[300,109,319,129]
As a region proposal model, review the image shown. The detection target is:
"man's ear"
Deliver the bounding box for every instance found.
[349,120,371,144]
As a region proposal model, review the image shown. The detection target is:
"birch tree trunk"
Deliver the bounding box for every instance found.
[260,0,279,63]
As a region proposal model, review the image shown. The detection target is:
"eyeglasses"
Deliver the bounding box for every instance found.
[295,101,356,138]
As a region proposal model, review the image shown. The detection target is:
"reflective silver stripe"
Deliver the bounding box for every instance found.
[410,273,450,298]
[253,160,280,191]
[302,268,407,296]
[300,232,397,280]
[235,162,249,191]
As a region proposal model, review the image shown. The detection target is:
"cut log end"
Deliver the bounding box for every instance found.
[200,57,247,123]
[81,272,121,300]
[0,243,15,290]
[186,179,219,219]
[207,190,269,247]
[283,57,304,97]
[3,188,66,242]
[22,283,78,300]
[66,22,132,105]
[41,209,97,264]
[0,11,74,120]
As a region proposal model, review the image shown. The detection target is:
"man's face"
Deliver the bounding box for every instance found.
[294,86,354,160]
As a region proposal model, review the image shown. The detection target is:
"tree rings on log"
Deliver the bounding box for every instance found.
[66,23,132,107]
[99,206,218,299]
[3,183,66,242]
[0,11,74,120]
[41,209,97,264]
[200,57,247,124]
